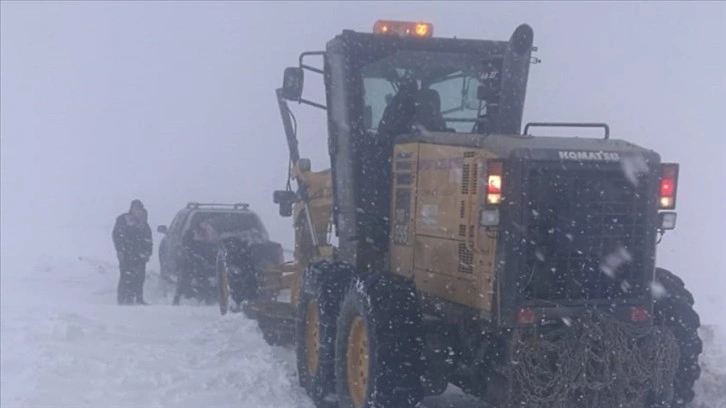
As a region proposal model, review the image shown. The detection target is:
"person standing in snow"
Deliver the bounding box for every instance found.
[112,199,153,305]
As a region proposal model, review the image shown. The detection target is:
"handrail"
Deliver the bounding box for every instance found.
[299,51,325,75]
[523,122,610,140]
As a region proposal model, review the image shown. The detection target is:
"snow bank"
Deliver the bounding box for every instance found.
[0,228,723,407]
[693,325,726,408]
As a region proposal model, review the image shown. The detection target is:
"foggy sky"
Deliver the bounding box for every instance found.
[2,1,725,323]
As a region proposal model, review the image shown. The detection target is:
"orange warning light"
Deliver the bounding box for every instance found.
[373,20,433,38]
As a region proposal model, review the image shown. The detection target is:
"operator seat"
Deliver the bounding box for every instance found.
[413,89,447,132]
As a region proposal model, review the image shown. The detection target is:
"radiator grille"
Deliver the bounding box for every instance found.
[523,165,649,301]
[462,163,470,195]
[471,163,478,194]
[458,243,474,274]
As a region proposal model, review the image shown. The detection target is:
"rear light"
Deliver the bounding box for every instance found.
[486,160,504,205]
[517,307,535,324]
[630,306,649,323]
[659,163,679,209]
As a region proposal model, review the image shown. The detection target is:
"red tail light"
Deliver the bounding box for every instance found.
[630,306,649,323]
[486,160,504,205]
[517,307,535,324]
[660,179,674,197]
[659,163,679,209]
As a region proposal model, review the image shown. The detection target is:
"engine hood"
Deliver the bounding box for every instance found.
[395,131,661,164]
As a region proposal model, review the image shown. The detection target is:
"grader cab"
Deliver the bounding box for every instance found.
[232,20,701,408]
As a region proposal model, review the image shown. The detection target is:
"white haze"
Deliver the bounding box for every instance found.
[1,2,724,321]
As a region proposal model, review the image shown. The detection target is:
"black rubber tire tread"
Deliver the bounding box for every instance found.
[656,267,694,306]
[295,260,355,406]
[335,273,424,408]
[654,268,702,407]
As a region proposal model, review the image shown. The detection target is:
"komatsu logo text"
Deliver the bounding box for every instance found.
[558,151,620,161]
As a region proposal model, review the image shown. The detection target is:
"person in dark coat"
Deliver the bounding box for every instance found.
[112,199,153,305]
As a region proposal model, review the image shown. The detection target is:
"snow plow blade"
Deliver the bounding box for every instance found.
[242,300,296,347]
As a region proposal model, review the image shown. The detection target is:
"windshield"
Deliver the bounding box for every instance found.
[361,50,493,134]
[189,212,268,239]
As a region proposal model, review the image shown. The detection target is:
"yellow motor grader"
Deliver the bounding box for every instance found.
[218,20,702,408]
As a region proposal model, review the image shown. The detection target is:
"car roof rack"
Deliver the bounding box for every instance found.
[186,202,250,210]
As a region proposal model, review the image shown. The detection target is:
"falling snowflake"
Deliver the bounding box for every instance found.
[621,280,632,293]
[620,155,649,187]
[650,281,668,300]
[600,247,633,278]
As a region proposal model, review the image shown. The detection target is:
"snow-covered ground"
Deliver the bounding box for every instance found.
[0,254,314,408]
[1,232,724,408]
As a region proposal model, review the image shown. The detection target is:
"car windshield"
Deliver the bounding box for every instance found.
[190,212,267,238]
[362,49,497,134]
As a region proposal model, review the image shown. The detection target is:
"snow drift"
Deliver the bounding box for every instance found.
[1,228,724,408]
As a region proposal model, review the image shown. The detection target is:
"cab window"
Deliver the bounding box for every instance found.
[361,50,486,134]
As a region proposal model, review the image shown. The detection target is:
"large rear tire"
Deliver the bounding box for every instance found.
[295,261,354,406]
[653,268,702,407]
[335,273,424,408]
[296,291,332,405]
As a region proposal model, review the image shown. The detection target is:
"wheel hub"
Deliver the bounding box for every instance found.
[346,316,369,408]
[305,300,320,376]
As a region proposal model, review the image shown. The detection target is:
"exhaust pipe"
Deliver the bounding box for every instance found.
[494,24,535,135]
[510,24,534,56]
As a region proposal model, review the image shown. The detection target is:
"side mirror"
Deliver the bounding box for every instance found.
[273,190,297,217]
[281,67,304,101]
[157,225,168,234]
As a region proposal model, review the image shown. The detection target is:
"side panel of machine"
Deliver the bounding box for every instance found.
[390,142,498,313]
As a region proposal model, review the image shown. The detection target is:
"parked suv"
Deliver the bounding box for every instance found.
[157,202,280,305]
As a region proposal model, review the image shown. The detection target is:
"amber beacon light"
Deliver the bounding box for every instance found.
[373,20,433,37]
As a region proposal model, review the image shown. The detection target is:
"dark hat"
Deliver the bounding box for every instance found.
[130,199,144,210]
